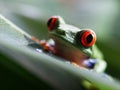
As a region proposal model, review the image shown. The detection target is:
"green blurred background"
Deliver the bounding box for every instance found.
[0,0,120,87]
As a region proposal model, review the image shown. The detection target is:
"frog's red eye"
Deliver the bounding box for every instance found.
[80,30,96,47]
[47,16,59,31]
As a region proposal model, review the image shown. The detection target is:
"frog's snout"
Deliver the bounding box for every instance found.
[75,30,96,47]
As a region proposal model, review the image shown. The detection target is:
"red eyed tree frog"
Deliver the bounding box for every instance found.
[32,16,107,73]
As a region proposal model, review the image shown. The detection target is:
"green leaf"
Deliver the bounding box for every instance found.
[0,14,120,90]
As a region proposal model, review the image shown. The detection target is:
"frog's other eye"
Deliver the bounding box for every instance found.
[47,16,59,31]
[75,30,96,47]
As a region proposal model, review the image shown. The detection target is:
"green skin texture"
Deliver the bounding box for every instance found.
[48,16,107,73]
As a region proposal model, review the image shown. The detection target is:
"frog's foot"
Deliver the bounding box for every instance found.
[82,59,97,69]
[42,43,56,54]
[31,36,56,54]
[43,39,56,54]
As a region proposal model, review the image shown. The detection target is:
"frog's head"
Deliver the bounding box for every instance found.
[47,16,96,56]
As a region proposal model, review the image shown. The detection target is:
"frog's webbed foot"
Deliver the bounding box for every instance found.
[42,39,56,54]
[31,36,56,54]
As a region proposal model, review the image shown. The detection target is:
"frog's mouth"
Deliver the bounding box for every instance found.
[50,33,92,57]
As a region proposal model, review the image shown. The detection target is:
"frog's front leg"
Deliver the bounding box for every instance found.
[31,36,56,54]
[94,59,107,73]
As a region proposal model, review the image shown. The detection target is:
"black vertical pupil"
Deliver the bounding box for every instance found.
[86,34,93,43]
[47,18,52,27]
